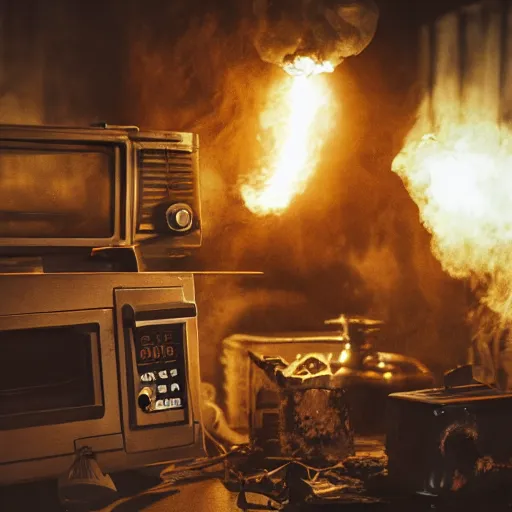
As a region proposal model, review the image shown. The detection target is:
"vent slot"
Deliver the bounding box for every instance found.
[138,149,195,233]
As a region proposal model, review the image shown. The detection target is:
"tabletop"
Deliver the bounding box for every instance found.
[2,471,511,512]
[99,478,512,512]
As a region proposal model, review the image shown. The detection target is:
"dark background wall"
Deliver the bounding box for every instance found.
[0,0,477,388]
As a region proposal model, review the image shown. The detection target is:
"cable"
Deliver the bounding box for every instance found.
[202,421,228,456]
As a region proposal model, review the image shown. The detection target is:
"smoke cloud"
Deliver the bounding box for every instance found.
[0,0,472,391]
[253,0,380,70]
[393,121,512,389]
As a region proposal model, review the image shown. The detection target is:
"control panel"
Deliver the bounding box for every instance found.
[135,322,187,413]
[122,301,197,430]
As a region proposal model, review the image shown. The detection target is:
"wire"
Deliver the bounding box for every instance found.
[202,421,229,456]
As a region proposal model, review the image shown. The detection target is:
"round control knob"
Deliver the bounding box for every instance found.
[175,209,191,229]
[166,203,194,232]
[137,387,154,412]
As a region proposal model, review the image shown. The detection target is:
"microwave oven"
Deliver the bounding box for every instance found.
[0,123,201,259]
[0,271,204,485]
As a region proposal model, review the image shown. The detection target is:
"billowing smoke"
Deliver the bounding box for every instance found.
[253,0,380,72]
[391,0,512,389]
[393,123,512,319]
[393,122,512,388]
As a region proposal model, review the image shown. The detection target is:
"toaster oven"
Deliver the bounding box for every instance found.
[0,271,204,485]
[0,123,201,261]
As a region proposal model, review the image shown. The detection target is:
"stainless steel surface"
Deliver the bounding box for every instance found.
[0,123,191,145]
[0,272,193,315]
[90,123,141,132]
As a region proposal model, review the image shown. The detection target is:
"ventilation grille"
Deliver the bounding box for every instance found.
[138,148,195,233]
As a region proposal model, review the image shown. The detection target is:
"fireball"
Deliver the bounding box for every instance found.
[392,121,512,322]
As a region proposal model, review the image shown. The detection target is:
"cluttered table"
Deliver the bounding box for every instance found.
[88,432,512,512]
[2,451,511,512]
[99,475,512,512]
[94,474,512,512]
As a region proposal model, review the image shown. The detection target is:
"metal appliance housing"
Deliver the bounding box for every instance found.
[386,384,512,496]
[0,124,202,260]
[0,272,204,485]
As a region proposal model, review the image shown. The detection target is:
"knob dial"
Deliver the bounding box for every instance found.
[137,386,154,412]
[166,203,194,232]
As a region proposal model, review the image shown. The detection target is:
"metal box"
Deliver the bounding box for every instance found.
[386,384,512,496]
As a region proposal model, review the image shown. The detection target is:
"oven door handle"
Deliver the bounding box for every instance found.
[122,303,197,328]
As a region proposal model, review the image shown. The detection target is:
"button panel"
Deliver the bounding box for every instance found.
[134,322,187,414]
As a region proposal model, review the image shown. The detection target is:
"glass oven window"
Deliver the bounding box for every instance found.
[0,142,115,238]
[0,323,104,430]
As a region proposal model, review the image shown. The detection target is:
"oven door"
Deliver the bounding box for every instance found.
[0,133,129,248]
[0,309,121,464]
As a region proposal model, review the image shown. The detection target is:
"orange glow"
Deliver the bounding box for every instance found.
[339,349,350,364]
[393,121,512,321]
[241,60,334,216]
[383,372,393,380]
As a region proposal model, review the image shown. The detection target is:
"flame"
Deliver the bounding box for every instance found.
[392,121,512,321]
[282,56,335,78]
[241,59,333,216]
